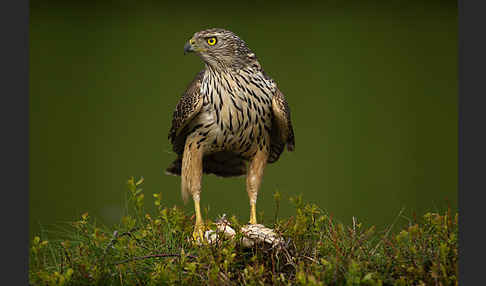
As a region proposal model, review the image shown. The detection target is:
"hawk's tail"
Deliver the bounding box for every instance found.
[165,157,183,177]
[165,151,248,200]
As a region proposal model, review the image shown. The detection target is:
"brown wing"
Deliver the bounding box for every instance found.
[269,88,295,163]
[168,70,204,154]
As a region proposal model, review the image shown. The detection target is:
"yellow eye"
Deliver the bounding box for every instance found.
[207,37,217,46]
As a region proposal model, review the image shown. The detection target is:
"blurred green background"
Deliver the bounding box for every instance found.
[30,1,457,237]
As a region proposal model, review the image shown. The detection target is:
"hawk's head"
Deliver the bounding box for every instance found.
[184,28,258,70]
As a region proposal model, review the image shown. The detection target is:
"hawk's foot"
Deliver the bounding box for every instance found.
[192,222,206,244]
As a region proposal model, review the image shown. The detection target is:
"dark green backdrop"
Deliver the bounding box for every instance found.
[30,1,457,237]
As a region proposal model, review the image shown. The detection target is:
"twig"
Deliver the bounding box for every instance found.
[303,256,319,264]
[104,228,139,253]
[114,253,197,265]
[370,207,405,255]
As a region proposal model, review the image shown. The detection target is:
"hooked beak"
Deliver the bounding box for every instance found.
[184,38,196,55]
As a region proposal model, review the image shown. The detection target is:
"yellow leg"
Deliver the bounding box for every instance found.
[246,149,268,225]
[250,202,257,224]
[181,137,205,243]
[193,197,205,241]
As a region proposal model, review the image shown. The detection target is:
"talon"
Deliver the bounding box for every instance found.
[192,223,205,243]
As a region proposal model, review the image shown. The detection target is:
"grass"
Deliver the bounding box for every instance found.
[29,177,458,285]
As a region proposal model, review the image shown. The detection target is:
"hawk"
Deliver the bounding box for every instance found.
[166,28,295,241]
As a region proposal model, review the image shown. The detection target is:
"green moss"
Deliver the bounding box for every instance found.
[29,177,458,285]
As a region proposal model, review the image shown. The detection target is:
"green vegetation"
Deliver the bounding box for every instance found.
[29,177,458,285]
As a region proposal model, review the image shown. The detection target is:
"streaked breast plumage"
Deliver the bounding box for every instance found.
[186,66,276,159]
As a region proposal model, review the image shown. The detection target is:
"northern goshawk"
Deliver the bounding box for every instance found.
[166,28,295,241]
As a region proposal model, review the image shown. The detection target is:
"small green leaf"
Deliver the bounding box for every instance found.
[135,176,144,186]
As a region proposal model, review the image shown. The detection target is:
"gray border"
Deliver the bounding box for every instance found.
[459,0,486,285]
[0,0,29,284]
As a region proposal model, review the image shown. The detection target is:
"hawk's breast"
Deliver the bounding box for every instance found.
[186,67,275,159]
